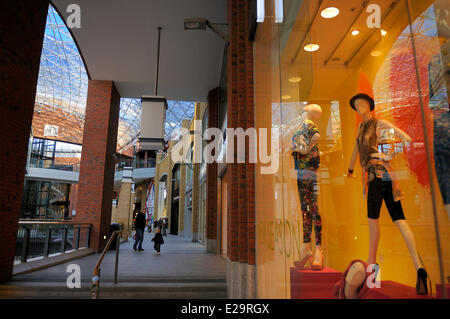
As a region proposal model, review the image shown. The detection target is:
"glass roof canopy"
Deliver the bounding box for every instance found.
[35,5,88,125]
[35,5,195,152]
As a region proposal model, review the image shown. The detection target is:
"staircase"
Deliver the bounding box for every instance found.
[0,276,227,299]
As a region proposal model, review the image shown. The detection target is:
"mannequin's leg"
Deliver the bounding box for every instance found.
[368,218,380,265]
[294,178,313,268]
[345,262,366,299]
[301,242,312,257]
[302,210,312,245]
[299,179,313,246]
[367,179,383,265]
[394,220,423,270]
[311,183,323,266]
[383,180,424,271]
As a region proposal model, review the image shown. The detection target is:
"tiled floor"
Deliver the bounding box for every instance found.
[12,234,226,284]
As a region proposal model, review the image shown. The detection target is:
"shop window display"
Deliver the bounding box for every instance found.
[254,0,449,299]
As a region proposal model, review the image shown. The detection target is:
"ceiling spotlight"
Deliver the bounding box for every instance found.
[351,30,360,36]
[289,77,302,83]
[304,43,319,52]
[380,29,387,36]
[321,7,340,19]
[371,50,382,57]
[282,95,291,100]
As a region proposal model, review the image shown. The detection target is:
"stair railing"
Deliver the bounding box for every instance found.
[91,230,122,299]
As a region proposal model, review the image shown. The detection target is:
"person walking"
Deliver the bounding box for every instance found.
[162,218,167,236]
[151,227,164,255]
[153,219,158,233]
[133,210,146,251]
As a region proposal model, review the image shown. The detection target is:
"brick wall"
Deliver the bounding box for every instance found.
[226,0,255,265]
[0,0,49,282]
[74,80,120,252]
[32,104,84,145]
[206,88,220,241]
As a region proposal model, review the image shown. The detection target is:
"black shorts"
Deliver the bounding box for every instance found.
[367,177,405,222]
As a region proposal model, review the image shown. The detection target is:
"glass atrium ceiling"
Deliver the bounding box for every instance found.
[35,5,195,152]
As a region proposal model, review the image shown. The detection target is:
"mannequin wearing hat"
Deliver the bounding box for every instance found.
[346,93,430,295]
[292,104,324,270]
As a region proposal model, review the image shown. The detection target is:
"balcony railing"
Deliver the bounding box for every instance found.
[29,158,81,172]
[115,158,156,171]
[14,220,92,263]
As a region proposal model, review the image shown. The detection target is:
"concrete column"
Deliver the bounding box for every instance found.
[112,167,133,239]
[75,80,121,252]
[0,0,49,282]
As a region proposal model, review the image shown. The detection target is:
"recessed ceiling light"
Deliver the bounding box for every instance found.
[351,30,360,36]
[371,50,382,57]
[380,29,387,36]
[289,77,302,83]
[321,7,340,19]
[282,95,291,100]
[304,43,319,52]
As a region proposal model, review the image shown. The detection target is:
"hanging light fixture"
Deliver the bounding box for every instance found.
[138,27,168,152]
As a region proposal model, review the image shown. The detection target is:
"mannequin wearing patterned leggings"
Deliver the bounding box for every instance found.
[292,104,324,270]
[297,170,322,246]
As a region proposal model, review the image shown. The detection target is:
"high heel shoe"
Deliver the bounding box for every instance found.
[294,251,313,270]
[311,248,324,271]
[416,268,429,295]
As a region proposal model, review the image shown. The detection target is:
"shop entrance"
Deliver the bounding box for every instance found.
[170,200,179,235]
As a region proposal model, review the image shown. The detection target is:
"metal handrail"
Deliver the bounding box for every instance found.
[19,220,91,226]
[91,230,122,299]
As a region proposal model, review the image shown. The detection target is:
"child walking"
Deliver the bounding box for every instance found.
[151,227,164,255]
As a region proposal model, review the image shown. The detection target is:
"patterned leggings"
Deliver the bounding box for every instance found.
[297,170,322,245]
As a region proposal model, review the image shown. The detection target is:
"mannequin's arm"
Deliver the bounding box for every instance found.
[372,120,412,161]
[377,119,412,143]
[347,140,359,177]
[293,133,320,155]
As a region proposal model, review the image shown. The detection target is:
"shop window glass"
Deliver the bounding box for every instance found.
[254,0,449,299]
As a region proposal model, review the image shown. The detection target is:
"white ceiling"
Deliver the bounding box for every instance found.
[52,0,227,102]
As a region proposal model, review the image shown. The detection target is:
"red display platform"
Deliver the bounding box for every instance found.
[435,284,450,299]
[290,267,342,299]
[366,281,434,299]
[290,267,435,299]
